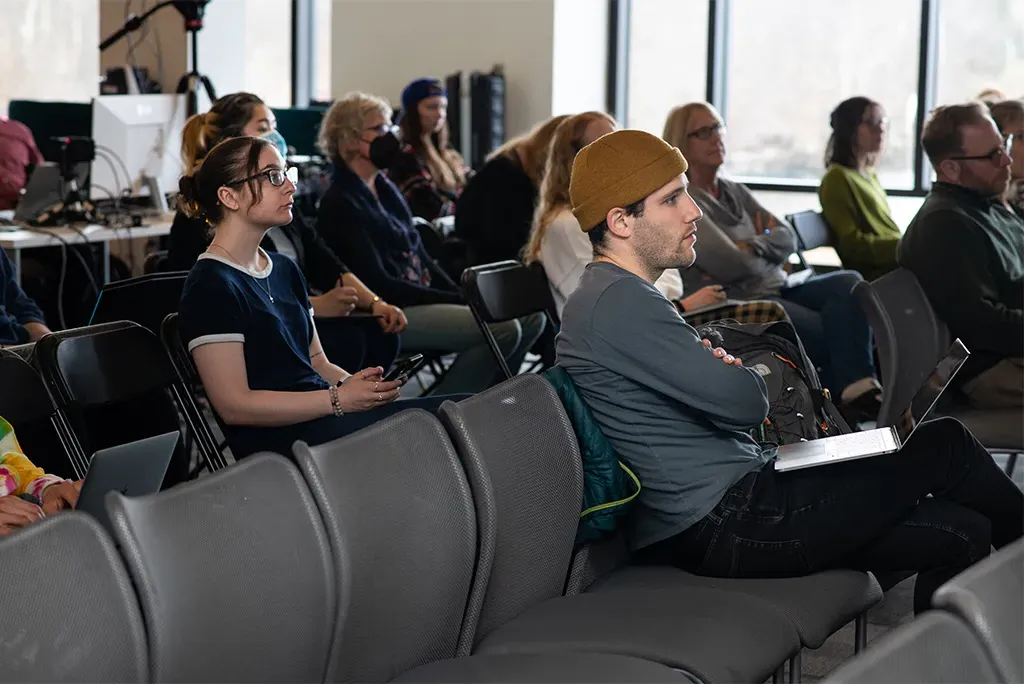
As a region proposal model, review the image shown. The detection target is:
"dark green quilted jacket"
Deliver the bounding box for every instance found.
[542,366,641,546]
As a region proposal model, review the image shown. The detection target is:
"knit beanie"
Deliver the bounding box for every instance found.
[570,129,688,232]
[401,78,446,114]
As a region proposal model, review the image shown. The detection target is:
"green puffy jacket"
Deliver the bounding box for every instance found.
[542,367,641,546]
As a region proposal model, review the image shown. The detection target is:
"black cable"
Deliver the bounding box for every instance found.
[17,227,71,330]
[95,144,133,194]
[63,225,102,299]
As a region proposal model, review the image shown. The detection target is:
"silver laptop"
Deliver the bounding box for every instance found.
[774,339,970,472]
[75,432,179,533]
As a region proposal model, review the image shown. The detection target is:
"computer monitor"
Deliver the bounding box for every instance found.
[91,94,188,209]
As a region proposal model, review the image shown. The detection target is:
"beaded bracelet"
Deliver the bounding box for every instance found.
[328,385,344,417]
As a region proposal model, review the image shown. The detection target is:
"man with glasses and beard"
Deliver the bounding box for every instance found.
[900,102,1023,410]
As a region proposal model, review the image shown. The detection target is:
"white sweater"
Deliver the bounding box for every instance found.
[539,208,682,315]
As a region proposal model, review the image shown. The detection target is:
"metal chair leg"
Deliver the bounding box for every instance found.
[1005,452,1019,478]
[854,613,868,652]
[788,651,802,683]
[773,664,785,684]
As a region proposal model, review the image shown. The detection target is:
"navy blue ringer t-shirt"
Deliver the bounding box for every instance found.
[179,249,331,458]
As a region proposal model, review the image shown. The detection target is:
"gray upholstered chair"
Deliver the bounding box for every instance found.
[933,538,1023,683]
[0,513,147,683]
[438,375,806,683]
[823,611,1000,683]
[106,453,336,683]
[853,268,1022,476]
[293,409,694,683]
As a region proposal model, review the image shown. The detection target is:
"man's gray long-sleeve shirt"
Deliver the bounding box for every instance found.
[556,262,774,550]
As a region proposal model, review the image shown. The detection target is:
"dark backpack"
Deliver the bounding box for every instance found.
[694,319,851,445]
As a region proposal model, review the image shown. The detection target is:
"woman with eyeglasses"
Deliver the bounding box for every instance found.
[663,101,882,424]
[523,111,749,322]
[314,92,544,396]
[818,97,902,282]
[170,93,405,375]
[387,78,469,222]
[987,98,1024,215]
[176,136,452,460]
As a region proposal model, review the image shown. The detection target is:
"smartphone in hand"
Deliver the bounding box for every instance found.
[383,354,427,383]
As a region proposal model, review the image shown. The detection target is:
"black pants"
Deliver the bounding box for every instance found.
[316,315,401,373]
[638,418,1023,613]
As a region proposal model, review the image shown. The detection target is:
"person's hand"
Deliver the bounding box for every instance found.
[41,480,82,514]
[311,281,360,318]
[754,212,777,235]
[372,300,408,334]
[0,495,44,535]
[336,367,402,412]
[679,285,726,312]
[701,338,743,366]
[735,241,756,255]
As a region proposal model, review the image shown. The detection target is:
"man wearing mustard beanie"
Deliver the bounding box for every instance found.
[555,130,1020,609]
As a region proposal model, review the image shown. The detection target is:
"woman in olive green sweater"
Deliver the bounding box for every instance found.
[819,97,902,282]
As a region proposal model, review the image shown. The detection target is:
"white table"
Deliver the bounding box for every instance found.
[1,221,173,285]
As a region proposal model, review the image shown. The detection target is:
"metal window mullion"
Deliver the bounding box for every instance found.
[914,0,939,192]
[291,0,313,107]
[606,0,630,122]
[706,0,729,114]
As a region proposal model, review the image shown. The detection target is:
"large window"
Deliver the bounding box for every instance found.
[724,0,921,189]
[625,0,708,135]
[935,0,1024,105]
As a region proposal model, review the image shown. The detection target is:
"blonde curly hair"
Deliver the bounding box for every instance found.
[318,91,393,161]
[523,111,617,264]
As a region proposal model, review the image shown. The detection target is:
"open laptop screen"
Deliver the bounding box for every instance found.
[894,339,970,443]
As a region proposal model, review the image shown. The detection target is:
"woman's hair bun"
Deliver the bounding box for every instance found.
[177,173,204,219]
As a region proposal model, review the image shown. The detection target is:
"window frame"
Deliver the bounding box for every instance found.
[613,0,945,196]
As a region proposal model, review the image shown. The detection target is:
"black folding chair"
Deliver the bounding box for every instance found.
[34,321,224,487]
[160,312,231,470]
[89,271,188,336]
[853,269,1022,476]
[786,210,840,273]
[462,260,560,380]
[0,352,84,479]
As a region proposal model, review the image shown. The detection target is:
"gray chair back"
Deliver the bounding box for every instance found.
[438,374,584,646]
[0,513,147,683]
[788,210,835,251]
[933,539,1023,683]
[852,268,952,426]
[106,453,335,683]
[824,611,999,683]
[292,410,479,681]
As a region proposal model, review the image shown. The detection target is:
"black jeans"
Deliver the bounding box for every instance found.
[638,418,1023,613]
[316,315,401,373]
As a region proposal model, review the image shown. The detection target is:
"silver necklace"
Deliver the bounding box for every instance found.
[209,244,274,303]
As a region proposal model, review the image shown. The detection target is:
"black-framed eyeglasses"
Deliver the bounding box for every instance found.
[687,123,725,140]
[226,166,298,188]
[948,135,1014,164]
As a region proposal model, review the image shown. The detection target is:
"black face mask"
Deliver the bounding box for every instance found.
[367,131,402,170]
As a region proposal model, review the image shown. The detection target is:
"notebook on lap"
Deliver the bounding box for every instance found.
[774,339,970,472]
[75,432,179,533]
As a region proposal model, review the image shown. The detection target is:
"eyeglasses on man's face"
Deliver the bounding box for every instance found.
[687,122,725,141]
[227,166,298,188]
[948,135,1014,164]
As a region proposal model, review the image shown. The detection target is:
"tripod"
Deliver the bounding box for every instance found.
[177,23,217,118]
[99,1,214,117]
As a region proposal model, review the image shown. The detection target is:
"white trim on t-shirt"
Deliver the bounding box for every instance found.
[187,332,245,352]
[198,247,274,279]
